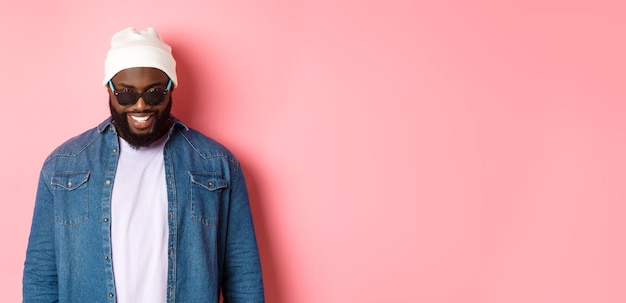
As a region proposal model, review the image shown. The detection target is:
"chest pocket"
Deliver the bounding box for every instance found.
[189,172,228,226]
[51,171,90,226]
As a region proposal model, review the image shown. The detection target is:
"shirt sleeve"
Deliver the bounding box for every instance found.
[23,169,59,303]
[221,164,265,303]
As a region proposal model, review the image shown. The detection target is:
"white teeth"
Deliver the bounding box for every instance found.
[130,115,150,122]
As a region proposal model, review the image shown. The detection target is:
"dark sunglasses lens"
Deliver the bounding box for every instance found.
[115,91,166,106]
[143,91,166,106]
[116,92,139,106]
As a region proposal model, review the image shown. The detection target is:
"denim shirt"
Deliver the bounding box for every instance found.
[23,117,264,303]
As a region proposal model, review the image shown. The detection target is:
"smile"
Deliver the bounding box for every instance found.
[130,114,152,123]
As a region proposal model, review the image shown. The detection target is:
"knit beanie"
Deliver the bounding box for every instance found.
[103,27,177,87]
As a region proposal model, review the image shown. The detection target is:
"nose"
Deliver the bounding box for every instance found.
[133,96,149,110]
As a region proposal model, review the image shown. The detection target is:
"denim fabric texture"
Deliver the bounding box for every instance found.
[23,117,264,303]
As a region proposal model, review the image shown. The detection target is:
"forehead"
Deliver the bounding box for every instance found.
[112,67,169,84]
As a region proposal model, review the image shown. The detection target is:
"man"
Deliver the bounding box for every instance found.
[23,27,264,303]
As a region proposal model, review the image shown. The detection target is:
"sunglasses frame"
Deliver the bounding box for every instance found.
[109,79,172,107]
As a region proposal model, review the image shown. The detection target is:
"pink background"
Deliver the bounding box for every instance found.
[2,1,625,302]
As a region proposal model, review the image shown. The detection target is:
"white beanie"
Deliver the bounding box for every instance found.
[103,27,177,87]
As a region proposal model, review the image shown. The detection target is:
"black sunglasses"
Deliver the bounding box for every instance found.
[109,79,172,106]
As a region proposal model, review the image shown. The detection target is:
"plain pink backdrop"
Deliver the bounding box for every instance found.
[2,1,625,302]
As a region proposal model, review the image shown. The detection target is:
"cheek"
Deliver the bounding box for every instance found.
[156,98,172,113]
[109,101,127,118]
[110,102,123,113]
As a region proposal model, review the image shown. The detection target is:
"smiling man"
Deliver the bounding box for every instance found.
[23,27,264,303]
[108,67,174,147]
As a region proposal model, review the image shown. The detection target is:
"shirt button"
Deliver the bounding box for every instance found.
[108,293,114,298]
[208,181,213,186]
[112,148,117,153]
[103,218,109,222]
[104,255,109,260]
[105,180,111,185]
[67,181,72,187]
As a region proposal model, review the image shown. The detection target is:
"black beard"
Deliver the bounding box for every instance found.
[109,98,173,149]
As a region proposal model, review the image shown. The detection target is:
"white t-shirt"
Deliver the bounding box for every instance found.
[111,136,168,302]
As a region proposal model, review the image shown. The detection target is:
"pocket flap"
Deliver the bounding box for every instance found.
[189,172,228,191]
[52,172,90,190]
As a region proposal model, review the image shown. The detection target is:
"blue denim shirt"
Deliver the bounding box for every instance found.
[23,117,264,303]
